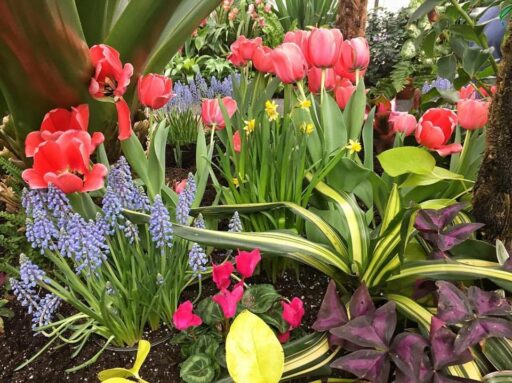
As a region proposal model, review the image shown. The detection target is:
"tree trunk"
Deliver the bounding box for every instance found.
[473,21,512,247]
[336,0,368,38]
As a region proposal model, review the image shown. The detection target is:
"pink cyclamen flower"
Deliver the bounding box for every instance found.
[308,67,336,93]
[277,331,291,343]
[252,46,274,74]
[306,28,343,68]
[233,130,242,153]
[389,112,417,136]
[457,99,489,131]
[334,37,370,82]
[415,108,461,156]
[201,97,238,130]
[212,261,234,290]
[235,248,261,278]
[174,179,187,194]
[212,285,244,319]
[137,74,173,109]
[272,43,308,84]
[173,301,202,331]
[334,77,356,110]
[282,297,304,329]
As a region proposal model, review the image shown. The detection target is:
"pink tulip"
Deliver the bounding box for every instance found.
[389,112,417,136]
[272,43,308,84]
[228,36,262,67]
[457,99,489,130]
[334,78,356,110]
[459,85,477,100]
[201,97,238,130]
[233,130,241,153]
[174,179,187,194]
[334,37,370,82]
[282,297,304,329]
[173,301,202,331]
[137,74,173,109]
[235,248,261,278]
[307,67,336,93]
[252,46,274,74]
[307,28,343,68]
[283,30,311,66]
[212,285,244,319]
[415,108,462,156]
[212,261,234,290]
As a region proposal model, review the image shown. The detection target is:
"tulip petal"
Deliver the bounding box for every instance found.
[21,168,47,189]
[115,98,132,140]
[82,163,108,192]
[436,143,463,157]
[44,172,84,194]
[25,131,45,157]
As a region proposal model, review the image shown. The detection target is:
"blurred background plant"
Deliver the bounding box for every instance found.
[274,0,339,30]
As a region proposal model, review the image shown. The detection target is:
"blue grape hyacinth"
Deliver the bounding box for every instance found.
[188,243,208,278]
[175,173,196,225]
[149,195,174,249]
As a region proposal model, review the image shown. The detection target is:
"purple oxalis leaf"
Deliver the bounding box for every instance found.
[312,280,348,332]
[372,302,397,346]
[430,317,473,371]
[349,282,375,318]
[390,332,432,383]
[454,317,512,355]
[414,203,467,233]
[330,349,390,383]
[413,279,438,300]
[435,223,485,251]
[436,281,473,324]
[467,286,512,317]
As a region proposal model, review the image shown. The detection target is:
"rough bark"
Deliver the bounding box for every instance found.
[336,0,368,38]
[473,21,512,246]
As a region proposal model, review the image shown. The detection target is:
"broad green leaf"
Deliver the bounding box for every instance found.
[147,121,169,197]
[121,133,150,193]
[462,47,493,77]
[321,90,346,155]
[496,240,510,266]
[401,166,463,187]
[180,354,216,383]
[130,340,151,375]
[196,297,224,326]
[226,310,284,383]
[437,54,457,81]
[98,368,134,381]
[410,0,444,22]
[343,80,366,141]
[378,147,436,177]
[242,284,281,314]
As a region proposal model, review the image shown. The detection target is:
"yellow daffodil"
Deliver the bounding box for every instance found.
[232,177,239,187]
[244,119,256,135]
[298,98,311,110]
[300,122,314,135]
[265,100,279,121]
[345,139,362,154]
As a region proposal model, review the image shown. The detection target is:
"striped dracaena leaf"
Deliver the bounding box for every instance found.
[483,371,512,383]
[482,338,512,370]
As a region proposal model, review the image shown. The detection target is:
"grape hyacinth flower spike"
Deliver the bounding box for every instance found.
[176,173,196,225]
[149,195,174,250]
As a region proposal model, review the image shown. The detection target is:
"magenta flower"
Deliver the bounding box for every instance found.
[282,297,304,329]
[212,261,234,290]
[235,248,261,278]
[212,285,244,319]
[172,301,202,331]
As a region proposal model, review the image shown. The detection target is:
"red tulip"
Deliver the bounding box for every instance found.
[459,85,477,100]
[334,37,370,82]
[415,108,462,156]
[137,74,173,109]
[173,301,202,331]
[212,285,244,319]
[89,44,134,140]
[277,331,291,343]
[306,28,343,68]
[25,104,89,157]
[235,248,261,278]
[272,43,308,84]
[308,67,336,93]
[233,130,242,153]
[283,30,311,66]
[22,130,107,193]
[334,78,356,110]
[457,99,489,130]
[174,179,187,194]
[252,46,274,74]
[282,297,304,329]
[228,36,262,67]
[212,261,234,290]
[201,97,238,130]
[389,112,417,136]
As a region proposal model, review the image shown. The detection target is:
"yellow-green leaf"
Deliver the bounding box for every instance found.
[226,310,284,383]
[130,340,151,375]
[98,368,133,381]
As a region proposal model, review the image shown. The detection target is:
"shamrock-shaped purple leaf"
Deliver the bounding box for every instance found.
[349,282,375,318]
[430,317,473,371]
[330,349,390,383]
[435,224,485,251]
[436,281,473,324]
[414,203,467,233]
[467,286,512,317]
[390,332,432,383]
[454,317,512,355]
[312,280,348,332]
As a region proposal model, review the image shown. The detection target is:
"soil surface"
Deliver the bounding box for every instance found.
[0,266,330,383]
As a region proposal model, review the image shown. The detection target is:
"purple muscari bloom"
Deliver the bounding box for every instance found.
[176,173,196,225]
[188,243,208,277]
[149,195,174,249]
[46,184,72,228]
[32,293,60,329]
[194,213,205,229]
[10,277,38,314]
[228,211,243,232]
[312,280,348,332]
[422,77,454,94]
[25,206,58,253]
[19,255,47,288]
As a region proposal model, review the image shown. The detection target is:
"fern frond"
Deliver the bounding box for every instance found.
[0,156,22,181]
[390,60,413,93]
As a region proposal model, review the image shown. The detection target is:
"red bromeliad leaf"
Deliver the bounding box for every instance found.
[467,286,512,317]
[312,280,348,332]
[454,317,512,355]
[349,282,375,318]
[430,317,473,371]
[330,349,390,383]
[436,281,473,324]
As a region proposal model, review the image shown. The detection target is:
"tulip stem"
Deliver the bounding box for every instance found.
[355,69,360,87]
[457,129,473,174]
[320,68,326,104]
